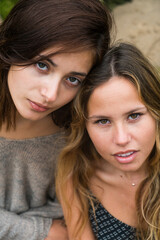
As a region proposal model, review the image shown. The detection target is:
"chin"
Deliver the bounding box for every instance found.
[18,112,46,121]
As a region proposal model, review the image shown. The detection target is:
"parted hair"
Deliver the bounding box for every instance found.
[0,0,112,129]
[56,42,160,239]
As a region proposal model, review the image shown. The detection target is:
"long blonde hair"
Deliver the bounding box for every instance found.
[56,42,160,239]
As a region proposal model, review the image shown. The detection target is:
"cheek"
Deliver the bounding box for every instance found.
[144,117,156,139]
[87,127,109,155]
[139,120,156,154]
[87,126,98,143]
[62,88,80,103]
[7,69,15,88]
[7,71,17,98]
[143,130,156,148]
[8,69,25,91]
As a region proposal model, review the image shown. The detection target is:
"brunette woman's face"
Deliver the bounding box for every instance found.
[86,76,156,173]
[7,48,94,121]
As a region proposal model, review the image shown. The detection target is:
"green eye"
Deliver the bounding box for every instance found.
[100,119,108,124]
[128,113,141,120]
[97,119,110,125]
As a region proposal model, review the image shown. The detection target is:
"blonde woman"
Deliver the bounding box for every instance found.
[56,43,160,240]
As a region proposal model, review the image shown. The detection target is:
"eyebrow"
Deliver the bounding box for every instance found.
[125,106,147,115]
[40,56,87,77]
[88,106,147,120]
[46,58,57,67]
[38,55,57,67]
[69,71,87,77]
[87,115,108,120]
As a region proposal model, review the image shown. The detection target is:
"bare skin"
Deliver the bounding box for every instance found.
[45,219,69,240]
[90,162,146,228]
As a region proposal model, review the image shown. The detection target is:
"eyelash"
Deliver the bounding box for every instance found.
[128,112,143,121]
[35,61,49,73]
[94,113,143,126]
[95,119,110,125]
[66,76,81,87]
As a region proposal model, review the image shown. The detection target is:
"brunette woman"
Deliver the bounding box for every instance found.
[0,0,112,239]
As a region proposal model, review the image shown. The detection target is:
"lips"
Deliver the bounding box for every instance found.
[29,100,49,112]
[113,150,138,164]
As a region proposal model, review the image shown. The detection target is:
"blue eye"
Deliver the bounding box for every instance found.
[36,62,48,71]
[66,77,81,86]
[128,113,142,120]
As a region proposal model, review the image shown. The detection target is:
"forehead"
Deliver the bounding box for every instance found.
[37,46,95,65]
[87,76,144,115]
[39,44,96,57]
[92,75,138,96]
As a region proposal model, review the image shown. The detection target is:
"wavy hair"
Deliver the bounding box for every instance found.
[56,42,160,239]
[0,0,113,130]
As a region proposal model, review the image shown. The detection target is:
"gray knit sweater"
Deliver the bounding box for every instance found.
[0,131,65,240]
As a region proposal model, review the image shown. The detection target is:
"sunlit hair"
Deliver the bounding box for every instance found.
[56,42,160,239]
[0,0,113,130]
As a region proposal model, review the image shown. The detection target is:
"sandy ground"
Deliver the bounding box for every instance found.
[112,0,160,67]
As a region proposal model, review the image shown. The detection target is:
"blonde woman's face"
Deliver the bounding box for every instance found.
[86,76,156,173]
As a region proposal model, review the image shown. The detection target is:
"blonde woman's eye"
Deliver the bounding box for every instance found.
[96,119,110,125]
[128,113,142,120]
[36,62,48,71]
[66,77,81,86]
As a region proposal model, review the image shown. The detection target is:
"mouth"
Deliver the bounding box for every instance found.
[113,150,138,164]
[29,100,49,112]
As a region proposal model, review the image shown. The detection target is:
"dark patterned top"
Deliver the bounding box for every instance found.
[89,200,137,240]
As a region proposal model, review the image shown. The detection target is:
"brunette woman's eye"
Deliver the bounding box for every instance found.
[36,62,48,71]
[66,76,81,87]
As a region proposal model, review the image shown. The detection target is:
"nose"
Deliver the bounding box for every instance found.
[40,77,60,102]
[113,123,131,146]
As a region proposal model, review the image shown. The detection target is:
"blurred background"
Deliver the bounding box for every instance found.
[112,0,160,68]
[0,0,18,19]
[0,0,159,68]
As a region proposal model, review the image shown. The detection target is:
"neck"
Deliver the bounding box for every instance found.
[95,158,148,188]
[1,114,61,139]
[118,169,148,187]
